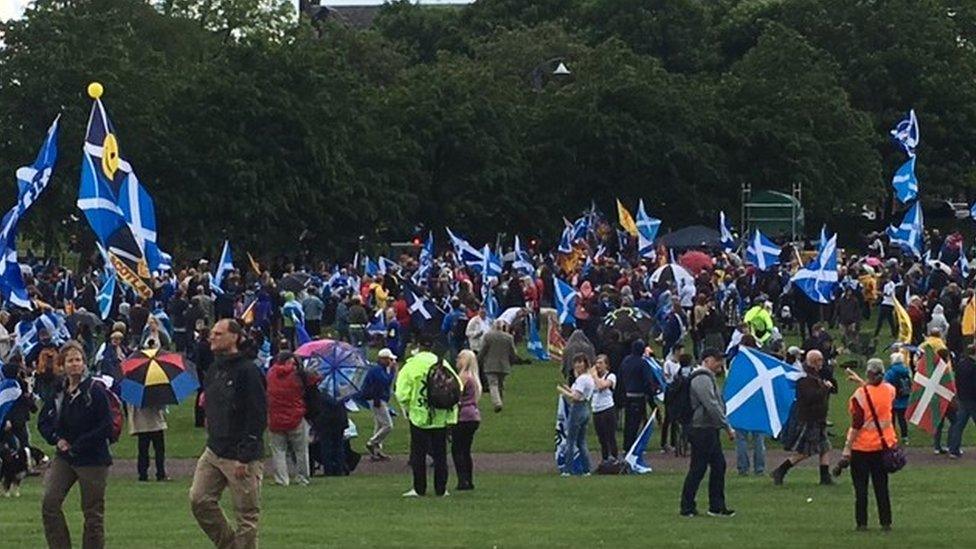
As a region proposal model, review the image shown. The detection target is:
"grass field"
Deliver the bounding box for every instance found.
[3,468,975,547]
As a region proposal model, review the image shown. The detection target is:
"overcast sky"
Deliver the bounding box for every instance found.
[0,0,476,21]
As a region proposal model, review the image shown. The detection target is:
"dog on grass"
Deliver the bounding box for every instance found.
[0,444,50,497]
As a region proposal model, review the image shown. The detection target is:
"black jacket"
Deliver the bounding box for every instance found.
[37,377,113,467]
[204,353,267,463]
[618,340,656,397]
[956,356,976,402]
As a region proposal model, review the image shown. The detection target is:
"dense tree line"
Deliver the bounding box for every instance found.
[1,0,975,258]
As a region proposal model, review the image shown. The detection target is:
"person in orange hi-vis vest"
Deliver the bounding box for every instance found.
[839,359,898,532]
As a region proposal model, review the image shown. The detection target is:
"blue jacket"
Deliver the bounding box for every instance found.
[618,341,656,397]
[38,377,113,467]
[358,365,395,406]
[884,362,912,410]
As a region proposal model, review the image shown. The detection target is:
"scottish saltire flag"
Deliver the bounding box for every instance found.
[527,313,549,360]
[211,240,233,294]
[557,225,573,254]
[723,347,797,437]
[513,235,534,276]
[14,319,38,357]
[446,227,484,268]
[0,377,23,428]
[636,199,661,259]
[891,109,920,156]
[97,275,116,320]
[419,232,434,266]
[378,256,398,275]
[554,397,588,475]
[483,282,499,320]
[405,290,438,325]
[719,211,736,252]
[959,246,970,280]
[819,225,829,252]
[364,257,379,277]
[0,115,60,309]
[745,229,781,271]
[644,356,667,402]
[887,201,924,257]
[793,234,839,304]
[891,156,919,204]
[117,174,167,272]
[623,415,655,474]
[366,308,386,336]
[479,245,502,279]
[553,276,577,327]
[38,310,72,345]
[77,90,153,299]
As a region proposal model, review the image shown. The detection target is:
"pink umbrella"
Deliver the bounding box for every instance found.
[865,257,882,268]
[679,250,714,275]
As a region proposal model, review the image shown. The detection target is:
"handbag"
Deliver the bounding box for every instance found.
[861,386,907,474]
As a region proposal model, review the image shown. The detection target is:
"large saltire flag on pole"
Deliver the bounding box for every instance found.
[723,347,797,437]
[891,156,919,204]
[1,115,60,309]
[77,83,153,299]
[719,211,736,252]
[636,199,661,259]
[792,234,838,304]
[553,276,577,327]
[745,229,781,271]
[891,109,920,157]
[886,201,924,258]
[905,347,956,435]
[616,199,638,237]
[526,313,549,361]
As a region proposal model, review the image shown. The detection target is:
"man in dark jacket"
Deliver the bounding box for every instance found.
[948,348,976,457]
[190,319,267,549]
[618,340,656,451]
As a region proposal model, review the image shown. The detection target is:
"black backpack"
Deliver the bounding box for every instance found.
[426,355,461,411]
[670,369,709,426]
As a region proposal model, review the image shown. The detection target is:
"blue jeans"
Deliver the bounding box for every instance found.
[560,402,591,475]
[735,430,765,474]
[948,399,976,455]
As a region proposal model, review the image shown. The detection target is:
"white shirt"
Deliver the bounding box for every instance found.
[571,374,595,402]
[679,284,695,308]
[465,316,489,352]
[881,281,896,306]
[591,373,616,413]
[497,307,522,327]
[663,355,682,384]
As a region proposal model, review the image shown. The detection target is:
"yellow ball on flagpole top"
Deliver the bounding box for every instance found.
[87,82,103,99]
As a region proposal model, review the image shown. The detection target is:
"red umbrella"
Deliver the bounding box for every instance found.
[679,251,714,275]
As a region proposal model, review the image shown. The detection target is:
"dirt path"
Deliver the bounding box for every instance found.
[109,447,973,479]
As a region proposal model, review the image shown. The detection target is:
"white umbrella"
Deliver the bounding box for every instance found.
[649,263,695,290]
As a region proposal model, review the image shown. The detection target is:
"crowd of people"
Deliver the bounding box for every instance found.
[2,221,976,546]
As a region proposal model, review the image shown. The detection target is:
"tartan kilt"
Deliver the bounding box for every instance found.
[782,419,831,456]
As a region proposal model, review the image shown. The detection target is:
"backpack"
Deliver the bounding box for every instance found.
[670,369,710,426]
[895,373,912,399]
[425,355,461,411]
[88,379,123,443]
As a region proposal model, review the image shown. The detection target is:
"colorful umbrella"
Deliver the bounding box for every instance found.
[120,349,199,408]
[678,250,714,275]
[295,339,371,399]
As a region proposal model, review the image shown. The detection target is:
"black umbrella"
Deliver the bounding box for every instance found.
[602,307,654,341]
[279,273,311,293]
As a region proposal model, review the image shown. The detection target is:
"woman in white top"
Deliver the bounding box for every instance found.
[591,354,618,463]
[557,354,596,476]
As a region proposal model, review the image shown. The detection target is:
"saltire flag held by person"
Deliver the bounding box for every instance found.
[571,216,589,241]
[958,244,970,280]
[364,257,380,277]
[644,356,668,402]
[616,199,638,237]
[554,397,588,475]
[526,313,550,360]
[745,229,781,271]
[405,290,441,327]
[97,275,117,320]
[210,240,233,294]
[482,282,499,320]
[636,199,661,259]
[886,201,924,258]
[77,84,153,299]
[378,256,398,275]
[0,376,23,428]
[819,225,829,252]
[513,235,534,276]
[366,308,387,336]
[553,276,577,327]
[906,347,956,435]
[419,232,434,269]
[547,320,565,362]
[723,347,797,437]
[891,156,919,204]
[481,244,502,279]
[445,227,484,268]
[719,211,736,252]
[557,225,573,254]
[792,234,839,304]
[891,109,920,156]
[0,115,60,309]
[623,415,656,474]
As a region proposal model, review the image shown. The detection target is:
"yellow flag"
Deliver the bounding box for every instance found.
[616,199,638,236]
[963,297,976,336]
[893,296,913,343]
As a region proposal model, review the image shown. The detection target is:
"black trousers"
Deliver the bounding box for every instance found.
[851,450,892,528]
[593,408,618,460]
[680,428,726,514]
[894,408,909,439]
[136,430,166,480]
[623,396,647,452]
[451,421,479,489]
[410,424,448,496]
[874,304,896,337]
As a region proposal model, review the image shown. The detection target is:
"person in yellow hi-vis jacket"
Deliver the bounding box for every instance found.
[395,343,461,498]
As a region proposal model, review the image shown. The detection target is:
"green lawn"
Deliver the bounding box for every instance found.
[4,468,974,547]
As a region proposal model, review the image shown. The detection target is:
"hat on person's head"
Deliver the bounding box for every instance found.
[378,348,397,360]
[787,345,801,357]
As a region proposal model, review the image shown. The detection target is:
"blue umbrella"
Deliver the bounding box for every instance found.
[294,339,371,400]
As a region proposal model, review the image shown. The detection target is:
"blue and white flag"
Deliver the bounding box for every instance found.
[792,234,839,304]
[745,229,780,271]
[211,240,233,294]
[819,225,829,252]
[0,377,23,428]
[364,257,379,277]
[405,290,440,326]
[0,115,60,309]
[623,415,655,474]
[480,244,502,280]
[891,156,919,204]
[97,275,117,320]
[483,282,499,320]
[723,347,797,437]
[557,225,573,254]
[513,235,534,276]
[526,313,549,360]
[117,174,167,272]
[636,199,661,259]
[971,202,976,221]
[886,201,924,258]
[890,109,920,156]
[719,211,736,252]
[283,298,305,327]
[378,256,398,275]
[644,356,667,402]
[366,308,387,336]
[553,276,577,327]
[14,319,38,357]
[446,227,484,268]
[959,245,970,280]
[554,397,588,475]
[419,233,434,268]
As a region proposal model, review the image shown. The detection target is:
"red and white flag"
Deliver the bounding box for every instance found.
[905,348,956,435]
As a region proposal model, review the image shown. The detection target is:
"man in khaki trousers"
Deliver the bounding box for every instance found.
[190,319,267,548]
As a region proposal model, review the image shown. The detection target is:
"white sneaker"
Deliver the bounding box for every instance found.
[402,489,420,497]
[441,491,450,497]
[560,472,571,477]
